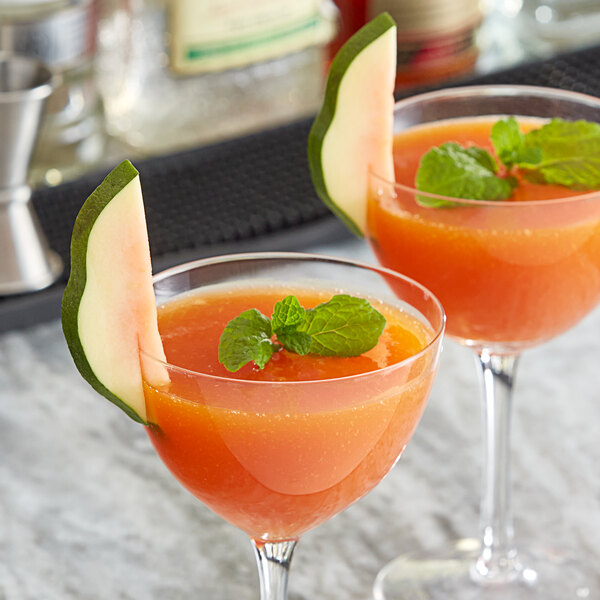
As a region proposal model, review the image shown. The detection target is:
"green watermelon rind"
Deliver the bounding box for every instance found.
[308,12,396,238]
[61,160,146,424]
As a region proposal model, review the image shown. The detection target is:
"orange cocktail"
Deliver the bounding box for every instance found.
[140,251,444,600]
[368,87,600,600]
[144,284,436,540]
[368,116,600,349]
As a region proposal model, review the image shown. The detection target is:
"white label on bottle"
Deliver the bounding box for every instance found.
[170,0,336,74]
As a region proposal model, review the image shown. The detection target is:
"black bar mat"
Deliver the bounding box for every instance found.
[2,43,600,332]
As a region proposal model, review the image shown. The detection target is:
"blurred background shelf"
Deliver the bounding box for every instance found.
[2,0,600,332]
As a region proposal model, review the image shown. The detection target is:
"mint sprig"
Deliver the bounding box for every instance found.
[416,142,515,207]
[415,117,600,206]
[218,294,387,372]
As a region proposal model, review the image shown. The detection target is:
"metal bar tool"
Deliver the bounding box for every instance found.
[0,53,62,295]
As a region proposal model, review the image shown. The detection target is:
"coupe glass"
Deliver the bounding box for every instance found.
[367,86,600,599]
[140,252,445,600]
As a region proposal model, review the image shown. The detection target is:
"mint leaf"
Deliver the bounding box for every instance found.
[463,146,499,173]
[416,142,514,206]
[218,309,276,372]
[491,117,522,166]
[271,295,312,355]
[491,117,542,169]
[521,118,600,189]
[277,330,313,355]
[298,295,386,357]
[272,295,306,333]
[525,118,600,156]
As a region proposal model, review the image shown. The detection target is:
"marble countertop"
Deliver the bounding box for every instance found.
[1,239,599,600]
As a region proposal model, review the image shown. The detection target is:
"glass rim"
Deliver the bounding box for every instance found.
[370,84,600,207]
[142,251,446,386]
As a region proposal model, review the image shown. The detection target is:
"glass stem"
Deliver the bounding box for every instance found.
[471,349,522,584]
[251,539,297,600]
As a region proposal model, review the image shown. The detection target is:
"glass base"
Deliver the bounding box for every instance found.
[373,538,595,600]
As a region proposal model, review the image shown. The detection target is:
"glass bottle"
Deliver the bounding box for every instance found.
[368,0,483,88]
[96,0,338,155]
[516,0,600,55]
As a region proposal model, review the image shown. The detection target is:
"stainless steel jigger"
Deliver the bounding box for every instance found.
[0,53,62,295]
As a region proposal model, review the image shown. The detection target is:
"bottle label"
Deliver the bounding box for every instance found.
[170,0,336,74]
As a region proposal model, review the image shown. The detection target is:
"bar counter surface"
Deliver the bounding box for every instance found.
[0,238,598,600]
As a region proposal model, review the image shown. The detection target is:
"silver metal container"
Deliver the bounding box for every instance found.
[0,53,62,295]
